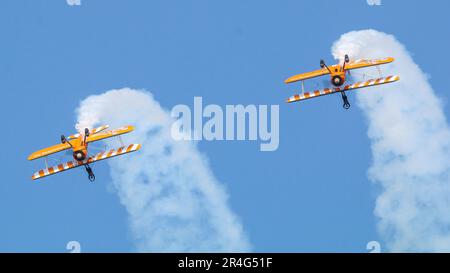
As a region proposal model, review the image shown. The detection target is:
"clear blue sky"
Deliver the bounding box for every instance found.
[1,0,450,252]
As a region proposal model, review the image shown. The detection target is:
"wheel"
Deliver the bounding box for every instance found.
[88,173,95,182]
[320,59,325,68]
[61,135,67,144]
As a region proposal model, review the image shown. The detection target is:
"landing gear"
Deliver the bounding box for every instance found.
[341,91,351,110]
[84,164,95,182]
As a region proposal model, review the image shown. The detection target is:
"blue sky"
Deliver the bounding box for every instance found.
[1,0,450,252]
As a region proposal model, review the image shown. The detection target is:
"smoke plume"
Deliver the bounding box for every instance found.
[76,88,251,252]
[333,30,450,252]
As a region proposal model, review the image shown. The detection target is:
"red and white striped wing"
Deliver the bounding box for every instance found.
[286,75,400,104]
[31,144,141,180]
[67,125,110,140]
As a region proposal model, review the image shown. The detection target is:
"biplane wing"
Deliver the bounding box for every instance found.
[31,144,141,180]
[285,68,330,84]
[67,125,110,140]
[86,125,135,143]
[286,75,400,103]
[345,57,395,71]
[28,125,114,161]
[28,143,72,161]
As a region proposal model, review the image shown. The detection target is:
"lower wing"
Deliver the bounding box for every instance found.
[286,75,400,103]
[31,144,141,180]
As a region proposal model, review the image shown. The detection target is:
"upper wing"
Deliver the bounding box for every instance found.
[86,125,135,143]
[286,75,400,103]
[345,57,395,71]
[28,143,72,161]
[67,125,110,140]
[28,125,112,160]
[285,68,330,84]
[31,144,141,180]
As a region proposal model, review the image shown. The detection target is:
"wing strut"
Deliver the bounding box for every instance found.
[342,54,350,71]
[320,59,332,74]
[377,66,383,77]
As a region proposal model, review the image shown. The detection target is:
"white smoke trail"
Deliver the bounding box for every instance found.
[332,30,450,252]
[75,88,251,252]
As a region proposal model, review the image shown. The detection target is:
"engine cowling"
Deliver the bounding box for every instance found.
[331,75,344,87]
[73,150,87,161]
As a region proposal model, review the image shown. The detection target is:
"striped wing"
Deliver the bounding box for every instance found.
[286,75,400,103]
[86,125,134,143]
[345,57,394,71]
[68,125,110,140]
[31,144,141,180]
[285,68,330,84]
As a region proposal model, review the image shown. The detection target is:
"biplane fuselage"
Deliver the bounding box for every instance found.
[70,135,89,162]
[327,64,347,87]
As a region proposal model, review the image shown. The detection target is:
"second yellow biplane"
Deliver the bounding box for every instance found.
[285,55,400,109]
[28,125,141,182]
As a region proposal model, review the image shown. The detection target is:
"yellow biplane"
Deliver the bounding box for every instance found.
[28,125,141,182]
[285,55,400,109]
